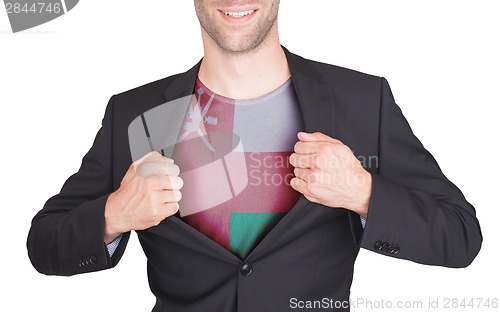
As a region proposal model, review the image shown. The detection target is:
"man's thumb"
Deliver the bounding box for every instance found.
[297,132,339,143]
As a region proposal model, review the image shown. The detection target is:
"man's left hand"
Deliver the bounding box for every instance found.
[289,132,372,219]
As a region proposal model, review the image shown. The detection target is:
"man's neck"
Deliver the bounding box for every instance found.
[197,28,291,100]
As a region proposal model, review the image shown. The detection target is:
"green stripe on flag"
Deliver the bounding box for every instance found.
[230,212,285,259]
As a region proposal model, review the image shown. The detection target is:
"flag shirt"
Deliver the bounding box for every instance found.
[171,77,305,260]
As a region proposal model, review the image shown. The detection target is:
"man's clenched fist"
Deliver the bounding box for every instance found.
[104,151,184,244]
[289,132,372,219]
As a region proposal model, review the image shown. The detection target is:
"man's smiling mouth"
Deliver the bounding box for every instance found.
[219,9,257,18]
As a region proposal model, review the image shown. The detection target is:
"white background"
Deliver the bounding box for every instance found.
[1,1,499,311]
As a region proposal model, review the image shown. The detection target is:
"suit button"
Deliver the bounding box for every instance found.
[240,263,253,276]
[381,242,389,252]
[79,258,87,267]
[387,244,395,254]
[89,256,97,265]
[393,245,400,254]
[374,241,383,250]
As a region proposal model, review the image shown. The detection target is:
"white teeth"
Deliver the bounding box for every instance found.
[222,10,255,18]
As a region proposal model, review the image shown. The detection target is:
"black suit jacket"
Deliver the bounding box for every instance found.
[27,46,482,311]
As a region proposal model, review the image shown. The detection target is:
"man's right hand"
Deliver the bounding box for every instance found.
[103,151,183,244]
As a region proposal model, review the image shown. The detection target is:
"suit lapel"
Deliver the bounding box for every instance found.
[157,46,338,261]
[163,60,201,102]
[283,46,336,137]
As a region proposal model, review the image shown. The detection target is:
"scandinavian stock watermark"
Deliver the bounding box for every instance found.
[128,94,381,216]
[248,151,378,187]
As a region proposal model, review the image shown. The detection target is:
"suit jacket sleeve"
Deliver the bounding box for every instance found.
[350,77,482,268]
[27,95,130,276]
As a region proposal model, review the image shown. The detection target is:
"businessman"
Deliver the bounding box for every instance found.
[27,1,482,311]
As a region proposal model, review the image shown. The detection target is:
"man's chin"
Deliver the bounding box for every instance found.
[215,36,266,55]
